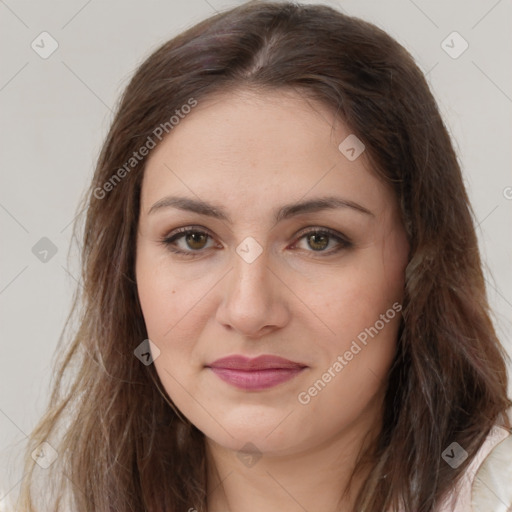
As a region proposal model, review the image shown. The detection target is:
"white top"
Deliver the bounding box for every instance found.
[438,407,512,512]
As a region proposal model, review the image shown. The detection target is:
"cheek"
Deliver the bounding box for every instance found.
[135,257,205,410]
[310,270,402,381]
[298,232,407,405]
[136,268,175,341]
[135,247,223,401]
[136,246,214,340]
[296,277,402,434]
[305,254,405,348]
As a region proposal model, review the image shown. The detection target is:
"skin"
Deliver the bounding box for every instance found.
[135,88,410,512]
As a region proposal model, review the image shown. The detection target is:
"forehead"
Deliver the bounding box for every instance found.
[140,88,396,218]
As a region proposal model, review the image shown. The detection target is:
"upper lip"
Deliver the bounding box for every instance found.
[207,355,307,371]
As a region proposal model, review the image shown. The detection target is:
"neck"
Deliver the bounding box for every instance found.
[205,396,383,512]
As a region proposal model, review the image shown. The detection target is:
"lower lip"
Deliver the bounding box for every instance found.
[208,367,305,390]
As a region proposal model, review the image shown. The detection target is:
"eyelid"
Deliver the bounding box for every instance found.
[163,225,215,240]
[293,226,352,243]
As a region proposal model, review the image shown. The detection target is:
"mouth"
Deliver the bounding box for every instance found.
[205,355,308,391]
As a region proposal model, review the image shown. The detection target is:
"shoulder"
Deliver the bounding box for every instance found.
[471,408,512,512]
[439,407,512,512]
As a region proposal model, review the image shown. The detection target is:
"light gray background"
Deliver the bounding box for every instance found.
[1,0,511,506]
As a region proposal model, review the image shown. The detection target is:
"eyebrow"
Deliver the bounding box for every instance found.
[148,195,374,222]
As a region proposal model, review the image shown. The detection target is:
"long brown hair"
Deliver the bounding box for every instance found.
[18,2,511,511]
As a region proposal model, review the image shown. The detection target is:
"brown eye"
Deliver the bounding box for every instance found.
[306,232,329,251]
[292,228,352,255]
[161,228,218,256]
[185,232,209,250]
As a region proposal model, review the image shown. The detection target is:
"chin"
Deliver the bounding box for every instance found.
[200,417,294,453]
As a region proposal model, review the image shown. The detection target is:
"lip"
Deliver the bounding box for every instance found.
[206,355,307,391]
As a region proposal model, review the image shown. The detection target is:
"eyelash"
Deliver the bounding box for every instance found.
[159,225,353,258]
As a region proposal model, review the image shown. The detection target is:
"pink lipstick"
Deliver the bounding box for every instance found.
[206,355,307,391]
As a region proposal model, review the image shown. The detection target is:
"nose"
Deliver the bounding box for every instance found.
[215,247,290,338]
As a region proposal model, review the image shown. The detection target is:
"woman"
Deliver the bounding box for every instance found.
[18,2,512,511]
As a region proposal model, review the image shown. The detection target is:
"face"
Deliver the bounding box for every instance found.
[135,88,409,456]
